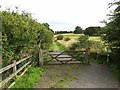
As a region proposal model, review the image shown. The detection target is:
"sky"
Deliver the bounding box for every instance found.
[0,0,113,31]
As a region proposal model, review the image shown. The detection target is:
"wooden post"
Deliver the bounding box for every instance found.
[96,52,99,60]
[85,47,90,64]
[13,60,17,78]
[107,54,109,63]
[85,48,88,64]
[83,52,85,64]
[38,41,43,66]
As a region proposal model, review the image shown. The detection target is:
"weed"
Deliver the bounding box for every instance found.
[11,66,45,88]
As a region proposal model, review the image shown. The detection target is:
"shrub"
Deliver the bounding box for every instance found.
[69,43,79,50]
[57,35,63,40]
[64,37,70,41]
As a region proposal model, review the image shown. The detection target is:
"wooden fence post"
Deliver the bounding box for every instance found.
[38,41,43,66]
[107,54,109,63]
[96,52,99,60]
[39,48,43,66]
[88,47,90,64]
[83,52,85,63]
[85,48,88,64]
[13,60,17,78]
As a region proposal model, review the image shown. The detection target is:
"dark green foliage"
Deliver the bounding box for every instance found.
[110,64,120,81]
[1,9,53,66]
[55,31,73,34]
[57,35,63,40]
[97,52,107,64]
[73,26,83,34]
[101,1,120,81]
[64,37,70,41]
[42,23,54,33]
[102,1,120,65]
[69,43,79,50]
[84,26,101,36]
[69,35,90,50]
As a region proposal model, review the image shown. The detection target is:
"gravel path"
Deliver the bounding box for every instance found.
[35,42,119,89]
[35,63,119,88]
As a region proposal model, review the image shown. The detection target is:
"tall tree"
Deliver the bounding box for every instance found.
[103,1,120,64]
[84,26,101,36]
[73,26,83,34]
[42,23,54,33]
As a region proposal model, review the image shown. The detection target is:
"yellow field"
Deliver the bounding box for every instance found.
[54,34,101,48]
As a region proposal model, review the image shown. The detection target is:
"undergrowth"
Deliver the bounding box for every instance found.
[110,64,120,81]
[54,40,66,51]
[49,42,54,50]
[11,66,45,88]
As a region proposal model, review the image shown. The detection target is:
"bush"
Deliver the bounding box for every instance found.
[57,35,63,40]
[64,37,70,41]
[69,43,79,50]
[97,52,107,64]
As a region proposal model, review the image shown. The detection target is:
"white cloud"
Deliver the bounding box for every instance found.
[0,0,112,31]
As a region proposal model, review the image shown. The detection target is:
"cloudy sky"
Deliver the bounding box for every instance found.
[0,0,112,31]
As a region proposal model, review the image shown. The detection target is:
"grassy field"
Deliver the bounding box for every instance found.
[55,33,101,41]
[54,33,83,39]
[54,33,102,48]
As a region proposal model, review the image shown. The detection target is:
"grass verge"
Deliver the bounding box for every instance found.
[49,42,54,50]
[11,66,45,88]
[55,40,66,51]
[110,64,120,81]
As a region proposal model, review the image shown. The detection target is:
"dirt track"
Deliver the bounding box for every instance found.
[35,41,119,88]
[35,63,118,88]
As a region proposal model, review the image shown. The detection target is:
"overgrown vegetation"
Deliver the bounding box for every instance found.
[69,35,104,52]
[56,34,63,40]
[101,1,120,80]
[48,41,54,50]
[54,40,65,51]
[64,37,70,41]
[1,8,53,67]
[11,66,45,88]
[1,8,53,88]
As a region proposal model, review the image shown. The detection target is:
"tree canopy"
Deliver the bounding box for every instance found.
[102,1,120,64]
[84,26,101,36]
[1,9,53,66]
[73,26,83,34]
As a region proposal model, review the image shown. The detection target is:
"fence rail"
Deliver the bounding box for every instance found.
[0,55,32,88]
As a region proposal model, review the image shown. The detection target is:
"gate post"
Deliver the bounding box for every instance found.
[38,41,43,66]
[85,48,88,63]
[13,60,17,79]
[85,47,90,64]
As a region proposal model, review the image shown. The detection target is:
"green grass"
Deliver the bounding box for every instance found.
[55,33,101,41]
[89,36,101,41]
[55,33,83,39]
[49,42,54,50]
[55,40,66,51]
[110,64,120,81]
[11,66,45,88]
